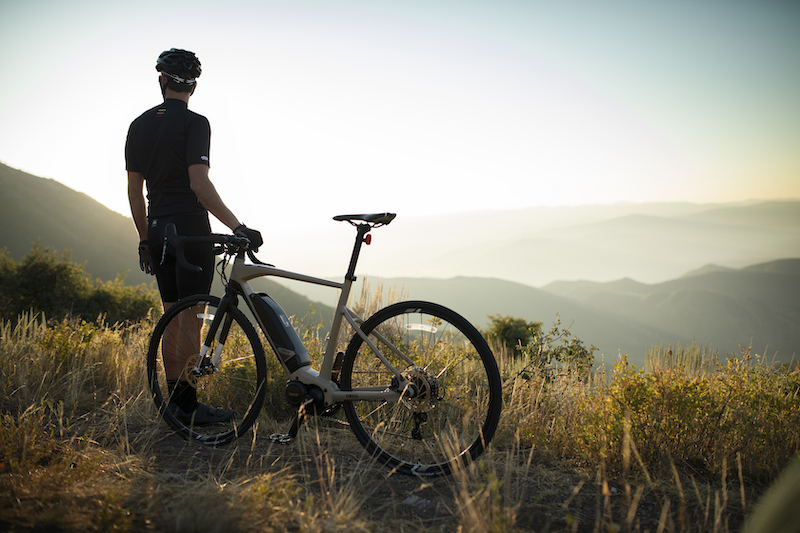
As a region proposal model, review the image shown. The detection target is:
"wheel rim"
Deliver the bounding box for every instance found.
[342,302,501,474]
[148,296,267,445]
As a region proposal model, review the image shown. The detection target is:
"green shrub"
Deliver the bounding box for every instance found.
[485,315,542,354]
[571,351,800,480]
[0,244,158,324]
[499,315,596,375]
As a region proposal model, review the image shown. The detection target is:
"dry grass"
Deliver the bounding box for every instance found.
[1,307,798,532]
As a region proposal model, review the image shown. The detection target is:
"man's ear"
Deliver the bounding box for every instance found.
[190,80,197,95]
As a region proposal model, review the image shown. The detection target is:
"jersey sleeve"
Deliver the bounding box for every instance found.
[186,115,211,168]
[124,122,140,172]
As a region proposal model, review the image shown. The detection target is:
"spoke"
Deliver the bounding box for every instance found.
[222,355,255,364]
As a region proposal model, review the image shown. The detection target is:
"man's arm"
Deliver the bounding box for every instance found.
[188,164,241,230]
[127,171,149,240]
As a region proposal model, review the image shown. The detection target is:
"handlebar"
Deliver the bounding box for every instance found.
[162,223,260,273]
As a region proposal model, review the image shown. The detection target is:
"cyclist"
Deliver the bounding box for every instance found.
[126,48,263,425]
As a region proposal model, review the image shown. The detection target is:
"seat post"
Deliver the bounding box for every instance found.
[345,224,371,282]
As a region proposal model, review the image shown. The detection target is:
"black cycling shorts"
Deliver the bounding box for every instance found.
[147,213,214,302]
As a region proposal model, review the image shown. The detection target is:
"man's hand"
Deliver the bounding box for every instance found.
[138,240,155,275]
[234,225,263,252]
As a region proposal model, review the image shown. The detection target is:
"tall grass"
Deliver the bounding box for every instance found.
[2,306,798,531]
[645,340,719,376]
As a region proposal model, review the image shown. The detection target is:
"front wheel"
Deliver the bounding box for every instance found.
[147,294,268,445]
[340,301,502,476]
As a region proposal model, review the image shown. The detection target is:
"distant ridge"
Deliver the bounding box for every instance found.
[743,258,800,275]
[540,259,800,364]
[288,257,800,367]
[352,199,800,286]
[369,275,681,367]
[679,264,735,279]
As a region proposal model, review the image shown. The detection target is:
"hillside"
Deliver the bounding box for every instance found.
[0,162,147,285]
[0,163,332,323]
[541,259,800,363]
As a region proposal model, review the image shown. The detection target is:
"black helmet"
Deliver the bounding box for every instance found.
[156,48,201,84]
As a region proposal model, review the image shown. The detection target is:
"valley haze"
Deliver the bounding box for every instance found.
[2,163,798,368]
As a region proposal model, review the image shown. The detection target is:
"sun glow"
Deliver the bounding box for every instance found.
[0,0,797,232]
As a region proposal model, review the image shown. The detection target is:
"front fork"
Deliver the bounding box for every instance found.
[192,289,239,378]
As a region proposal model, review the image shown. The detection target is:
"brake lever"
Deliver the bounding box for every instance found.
[247,249,274,267]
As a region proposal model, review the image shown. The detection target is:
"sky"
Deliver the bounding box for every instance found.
[1,0,799,237]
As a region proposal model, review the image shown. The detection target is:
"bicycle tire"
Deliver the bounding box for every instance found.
[147,294,268,445]
[340,301,502,476]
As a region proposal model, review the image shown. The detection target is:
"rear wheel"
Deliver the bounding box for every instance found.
[340,301,502,475]
[147,294,267,445]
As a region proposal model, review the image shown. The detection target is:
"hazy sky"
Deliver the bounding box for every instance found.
[1,0,798,234]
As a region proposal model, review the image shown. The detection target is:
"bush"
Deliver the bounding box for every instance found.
[521,316,596,374]
[572,351,800,480]
[485,314,542,354]
[491,314,595,374]
[0,244,159,324]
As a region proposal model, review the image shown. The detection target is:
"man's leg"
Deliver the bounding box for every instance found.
[161,301,201,411]
[161,302,234,424]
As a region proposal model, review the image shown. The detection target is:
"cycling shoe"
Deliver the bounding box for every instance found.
[169,402,235,425]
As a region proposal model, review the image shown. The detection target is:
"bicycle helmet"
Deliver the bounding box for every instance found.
[156,48,201,85]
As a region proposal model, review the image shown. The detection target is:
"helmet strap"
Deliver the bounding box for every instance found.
[158,72,196,98]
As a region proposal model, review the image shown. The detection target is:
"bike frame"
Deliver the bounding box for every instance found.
[197,221,409,410]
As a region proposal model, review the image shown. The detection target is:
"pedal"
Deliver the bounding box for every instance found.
[269,412,303,445]
[269,433,296,445]
[268,396,313,445]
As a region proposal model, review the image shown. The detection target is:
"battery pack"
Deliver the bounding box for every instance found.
[249,293,311,373]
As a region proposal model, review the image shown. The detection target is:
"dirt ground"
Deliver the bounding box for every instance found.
[130,412,749,533]
[0,405,754,533]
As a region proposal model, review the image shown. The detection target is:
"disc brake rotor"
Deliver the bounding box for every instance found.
[182,354,216,389]
[401,366,442,412]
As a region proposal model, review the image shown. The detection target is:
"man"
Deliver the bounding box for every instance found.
[126,48,262,424]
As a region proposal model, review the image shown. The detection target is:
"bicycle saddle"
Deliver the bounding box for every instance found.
[333,213,396,226]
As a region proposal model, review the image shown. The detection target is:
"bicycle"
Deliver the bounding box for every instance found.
[147,213,502,476]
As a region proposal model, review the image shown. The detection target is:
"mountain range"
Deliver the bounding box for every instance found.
[2,162,797,368]
[303,199,800,288]
[284,262,800,369]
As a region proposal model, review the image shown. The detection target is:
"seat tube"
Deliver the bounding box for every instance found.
[319,225,369,379]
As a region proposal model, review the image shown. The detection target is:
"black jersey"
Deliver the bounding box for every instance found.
[125,99,210,217]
